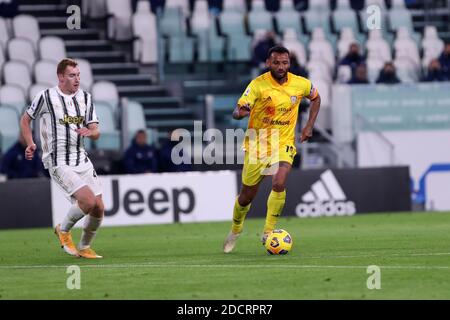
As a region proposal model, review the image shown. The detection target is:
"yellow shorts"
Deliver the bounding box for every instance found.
[241,145,297,186]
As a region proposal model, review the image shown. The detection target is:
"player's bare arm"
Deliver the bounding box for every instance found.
[19,112,37,160]
[75,123,100,140]
[301,94,321,143]
[232,103,251,120]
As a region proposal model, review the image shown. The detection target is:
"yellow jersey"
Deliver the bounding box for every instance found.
[237,71,318,156]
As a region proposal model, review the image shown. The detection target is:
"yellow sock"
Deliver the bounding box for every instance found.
[264,190,286,233]
[231,197,251,234]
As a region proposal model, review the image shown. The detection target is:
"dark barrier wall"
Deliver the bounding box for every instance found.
[0,178,52,229]
[238,167,411,218]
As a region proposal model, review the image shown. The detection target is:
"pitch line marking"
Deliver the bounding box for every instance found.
[0,264,449,270]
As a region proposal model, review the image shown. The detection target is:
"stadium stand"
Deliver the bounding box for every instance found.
[1,0,450,174]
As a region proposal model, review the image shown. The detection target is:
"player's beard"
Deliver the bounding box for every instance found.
[270,69,288,81]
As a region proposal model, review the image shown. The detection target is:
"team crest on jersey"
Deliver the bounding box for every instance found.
[290,96,297,105]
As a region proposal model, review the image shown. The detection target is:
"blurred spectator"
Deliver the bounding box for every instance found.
[158,130,192,172]
[0,135,44,179]
[438,43,450,80]
[339,43,365,77]
[123,129,158,174]
[252,31,278,71]
[348,63,369,84]
[289,53,308,77]
[0,0,18,18]
[422,59,447,82]
[132,0,165,14]
[376,62,401,84]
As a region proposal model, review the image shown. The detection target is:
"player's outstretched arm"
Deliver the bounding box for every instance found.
[232,103,251,120]
[301,94,321,143]
[75,123,100,140]
[20,113,37,160]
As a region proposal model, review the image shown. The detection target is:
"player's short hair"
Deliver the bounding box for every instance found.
[57,58,78,75]
[267,46,290,58]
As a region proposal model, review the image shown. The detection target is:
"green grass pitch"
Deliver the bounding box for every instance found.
[0,212,449,299]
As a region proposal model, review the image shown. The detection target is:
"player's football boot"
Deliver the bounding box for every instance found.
[223,231,241,253]
[78,247,103,259]
[54,224,80,257]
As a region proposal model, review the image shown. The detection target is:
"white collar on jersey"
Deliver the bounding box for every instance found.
[56,85,79,98]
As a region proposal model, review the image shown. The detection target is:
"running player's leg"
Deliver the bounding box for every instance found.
[78,193,104,258]
[263,161,292,242]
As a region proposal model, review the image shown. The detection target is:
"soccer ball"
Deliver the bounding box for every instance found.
[264,229,293,255]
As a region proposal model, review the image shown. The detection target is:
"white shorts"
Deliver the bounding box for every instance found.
[49,159,102,204]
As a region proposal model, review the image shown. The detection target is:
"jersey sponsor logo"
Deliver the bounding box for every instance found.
[59,114,85,125]
[296,170,356,217]
[270,119,290,126]
[265,106,275,116]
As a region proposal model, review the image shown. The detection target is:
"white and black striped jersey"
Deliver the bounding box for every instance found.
[26,86,99,169]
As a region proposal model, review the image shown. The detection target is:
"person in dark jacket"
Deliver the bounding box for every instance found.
[347,63,369,84]
[437,43,450,80]
[0,135,44,179]
[339,43,365,77]
[376,62,401,84]
[422,59,447,82]
[123,129,158,174]
[158,130,192,172]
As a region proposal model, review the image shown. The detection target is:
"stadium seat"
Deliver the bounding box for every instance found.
[394,58,419,83]
[226,35,252,61]
[336,64,352,83]
[0,105,20,153]
[39,36,67,64]
[247,0,274,34]
[0,85,26,116]
[309,31,335,71]
[332,4,363,45]
[307,59,332,84]
[337,27,360,60]
[308,0,329,11]
[93,101,121,150]
[304,12,336,49]
[366,58,385,83]
[132,1,158,64]
[7,38,36,71]
[167,36,195,63]
[29,83,49,102]
[123,99,158,146]
[388,6,421,48]
[166,0,190,17]
[0,17,11,53]
[223,0,246,12]
[391,0,406,9]
[394,27,420,68]
[421,26,444,69]
[3,61,32,95]
[366,29,392,63]
[76,58,94,91]
[312,78,331,130]
[282,28,306,65]
[275,0,304,37]
[160,6,187,37]
[92,81,120,119]
[0,46,5,84]
[34,60,58,86]
[12,15,41,51]
[82,0,107,18]
[106,0,133,41]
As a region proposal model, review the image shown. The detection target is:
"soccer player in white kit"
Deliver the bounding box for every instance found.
[20,58,104,259]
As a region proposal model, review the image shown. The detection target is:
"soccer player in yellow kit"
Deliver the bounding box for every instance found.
[223,46,321,253]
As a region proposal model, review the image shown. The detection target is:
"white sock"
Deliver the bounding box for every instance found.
[79,215,103,249]
[60,203,86,232]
